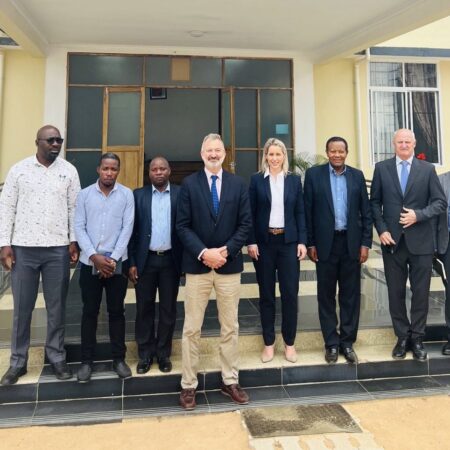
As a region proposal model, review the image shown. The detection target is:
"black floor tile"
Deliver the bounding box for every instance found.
[0,401,36,419]
[283,363,356,385]
[124,392,207,411]
[206,385,287,405]
[285,381,368,399]
[431,374,450,387]
[0,383,37,404]
[38,377,123,401]
[239,368,282,388]
[124,373,184,396]
[360,376,441,393]
[357,359,428,380]
[34,397,122,417]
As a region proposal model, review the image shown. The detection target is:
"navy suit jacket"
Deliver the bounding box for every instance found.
[248,172,307,245]
[304,163,373,261]
[128,184,182,275]
[370,156,447,255]
[176,169,252,275]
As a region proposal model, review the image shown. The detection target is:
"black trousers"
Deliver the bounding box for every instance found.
[134,252,180,360]
[316,234,361,348]
[438,232,450,340]
[383,236,433,339]
[254,235,299,346]
[79,263,128,363]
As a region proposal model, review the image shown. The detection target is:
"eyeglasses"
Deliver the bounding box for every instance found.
[38,137,64,145]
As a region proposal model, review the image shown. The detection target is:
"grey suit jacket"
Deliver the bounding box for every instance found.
[437,171,450,254]
[370,156,447,255]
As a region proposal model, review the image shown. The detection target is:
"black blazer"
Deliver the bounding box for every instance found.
[128,184,182,275]
[248,172,307,245]
[370,156,447,255]
[304,163,373,261]
[176,169,252,275]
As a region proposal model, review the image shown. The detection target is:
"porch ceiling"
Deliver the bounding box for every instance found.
[1,0,450,61]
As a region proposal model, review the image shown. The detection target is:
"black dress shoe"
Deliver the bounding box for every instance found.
[158,357,172,373]
[52,361,73,380]
[411,338,427,361]
[77,363,92,383]
[0,366,27,386]
[442,341,450,356]
[325,346,338,364]
[392,337,409,359]
[340,347,358,364]
[136,358,153,374]
[112,359,132,378]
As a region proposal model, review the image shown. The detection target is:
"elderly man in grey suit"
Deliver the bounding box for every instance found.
[437,171,450,355]
[370,129,447,361]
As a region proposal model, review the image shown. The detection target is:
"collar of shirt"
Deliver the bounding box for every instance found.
[396,155,414,167]
[33,154,60,169]
[264,169,285,180]
[328,163,347,176]
[152,182,170,194]
[204,167,223,181]
[95,180,118,196]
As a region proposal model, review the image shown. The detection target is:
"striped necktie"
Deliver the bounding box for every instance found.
[211,175,219,216]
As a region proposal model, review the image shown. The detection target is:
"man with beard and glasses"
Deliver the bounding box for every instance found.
[74,153,134,382]
[128,156,182,375]
[0,125,80,385]
[176,133,252,410]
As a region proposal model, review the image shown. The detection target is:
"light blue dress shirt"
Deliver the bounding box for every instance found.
[149,184,171,251]
[74,180,135,265]
[395,155,413,182]
[329,163,348,230]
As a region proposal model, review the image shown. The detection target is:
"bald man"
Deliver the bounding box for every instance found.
[370,129,447,361]
[0,125,80,385]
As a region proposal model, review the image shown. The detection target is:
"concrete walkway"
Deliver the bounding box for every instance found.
[0,395,449,450]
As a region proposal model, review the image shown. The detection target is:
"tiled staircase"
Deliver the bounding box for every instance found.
[0,243,449,428]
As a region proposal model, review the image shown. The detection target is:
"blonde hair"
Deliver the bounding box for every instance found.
[260,138,289,174]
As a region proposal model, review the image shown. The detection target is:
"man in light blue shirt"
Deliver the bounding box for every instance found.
[74,153,134,382]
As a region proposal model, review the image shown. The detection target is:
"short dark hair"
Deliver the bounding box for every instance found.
[325,136,348,152]
[99,152,120,167]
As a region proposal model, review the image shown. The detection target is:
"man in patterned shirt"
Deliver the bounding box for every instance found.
[0,125,80,385]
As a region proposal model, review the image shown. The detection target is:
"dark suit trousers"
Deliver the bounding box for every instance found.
[316,234,361,348]
[383,236,433,339]
[134,252,180,359]
[438,231,450,340]
[79,264,128,363]
[254,235,299,346]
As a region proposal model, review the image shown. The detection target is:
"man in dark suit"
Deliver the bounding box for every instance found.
[176,133,252,410]
[304,136,372,364]
[370,129,447,361]
[128,157,182,374]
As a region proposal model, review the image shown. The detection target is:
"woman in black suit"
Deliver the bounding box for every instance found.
[248,138,307,363]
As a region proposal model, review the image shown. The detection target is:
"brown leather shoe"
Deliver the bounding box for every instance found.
[180,388,196,410]
[221,383,249,405]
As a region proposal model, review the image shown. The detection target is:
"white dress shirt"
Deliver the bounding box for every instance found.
[0,155,80,247]
[265,170,285,228]
[204,168,223,199]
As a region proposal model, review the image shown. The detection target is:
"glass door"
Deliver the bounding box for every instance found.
[221,88,235,173]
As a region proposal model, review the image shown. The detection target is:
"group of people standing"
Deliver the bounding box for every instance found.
[0,125,449,412]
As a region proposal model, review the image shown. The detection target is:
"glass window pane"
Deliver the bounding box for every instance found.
[235,90,257,148]
[145,88,219,161]
[406,63,437,88]
[69,55,143,85]
[221,90,231,148]
[224,59,291,87]
[236,151,258,183]
[67,87,103,149]
[107,91,141,146]
[66,151,101,188]
[412,92,440,163]
[370,62,403,87]
[260,90,292,147]
[371,91,406,162]
[146,57,222,86]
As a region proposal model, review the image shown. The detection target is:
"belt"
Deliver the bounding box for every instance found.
[148,249,171,256]
[268,228,285,235]
[334,230,347,235]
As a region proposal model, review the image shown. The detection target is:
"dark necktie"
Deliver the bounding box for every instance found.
[400,160,409,194]
[211,175,219,216]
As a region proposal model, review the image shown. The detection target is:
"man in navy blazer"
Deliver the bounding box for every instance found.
[371,129,447,361]
[128,157,182,374]
[304,137,372,364]
[176,133,252,410]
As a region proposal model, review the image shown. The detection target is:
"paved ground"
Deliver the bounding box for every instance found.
[1,395,449,449]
